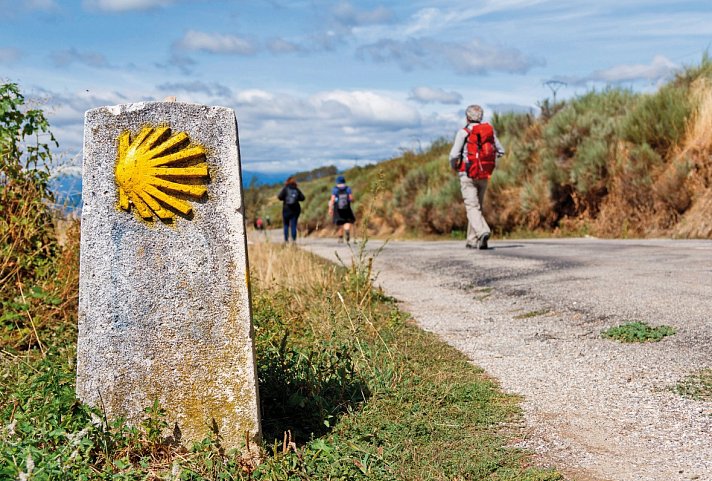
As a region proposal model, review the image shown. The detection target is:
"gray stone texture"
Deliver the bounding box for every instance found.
[77,102,261,451]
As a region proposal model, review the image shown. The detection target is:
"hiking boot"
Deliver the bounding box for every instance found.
[337,236,344,244]
[465,243,477,249]
[477,233,490,250]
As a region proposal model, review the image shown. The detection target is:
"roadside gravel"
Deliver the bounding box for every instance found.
[300,237,712,481]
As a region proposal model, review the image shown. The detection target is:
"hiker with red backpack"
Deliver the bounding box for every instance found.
[277,176,305,243]
[328,175,356,243]
[449,104,505,250]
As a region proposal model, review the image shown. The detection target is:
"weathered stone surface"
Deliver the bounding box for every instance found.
[77,101,261,451]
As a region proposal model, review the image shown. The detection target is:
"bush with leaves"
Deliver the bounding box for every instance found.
[0,83,65,350]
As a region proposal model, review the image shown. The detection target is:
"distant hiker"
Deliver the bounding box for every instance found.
[277,176,305,242]
[328,175,356,243]
[449,104,504,250]
[254,217,264,230]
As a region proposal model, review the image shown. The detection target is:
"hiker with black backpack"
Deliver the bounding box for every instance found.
[328,175,356,243]
[277,176,305,243]
[449,104,505,250]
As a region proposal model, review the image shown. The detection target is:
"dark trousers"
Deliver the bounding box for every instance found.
[283,211,299,241]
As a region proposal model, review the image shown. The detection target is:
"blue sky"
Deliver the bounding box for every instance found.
[1,0,710,175]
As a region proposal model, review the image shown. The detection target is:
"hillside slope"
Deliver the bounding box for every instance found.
[250,56,712,239]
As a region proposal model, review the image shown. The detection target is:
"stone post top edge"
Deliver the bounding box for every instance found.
[85,102,235,118]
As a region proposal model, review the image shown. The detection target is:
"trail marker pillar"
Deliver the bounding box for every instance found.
[77,101,261,452]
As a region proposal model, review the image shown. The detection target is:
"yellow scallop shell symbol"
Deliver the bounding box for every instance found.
[115,126,209,221]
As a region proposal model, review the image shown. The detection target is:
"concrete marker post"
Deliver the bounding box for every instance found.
[77,101,261,455]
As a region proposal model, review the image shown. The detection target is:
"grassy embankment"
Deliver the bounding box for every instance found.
[252,55,712,240]
[1,83,564,479]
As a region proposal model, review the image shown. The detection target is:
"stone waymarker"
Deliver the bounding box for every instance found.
[77,101,261,452]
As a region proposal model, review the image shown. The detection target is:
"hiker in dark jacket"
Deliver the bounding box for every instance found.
[277,176,305,242]
[328,175,356,243]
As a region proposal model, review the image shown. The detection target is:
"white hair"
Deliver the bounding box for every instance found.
[465,104,483,122]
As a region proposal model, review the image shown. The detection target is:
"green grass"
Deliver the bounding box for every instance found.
[602,321,676,343]
[248,243,563,480]
[513,309,551,320]
[0,239,564,480]
[474,287,494,301]
[674,369,712,401]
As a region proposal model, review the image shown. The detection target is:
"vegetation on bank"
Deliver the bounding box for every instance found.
[1,237,566,480]
[251,55,712,239]
[601,321,676,343]
[1,83,562,479]
[674,369,712,401]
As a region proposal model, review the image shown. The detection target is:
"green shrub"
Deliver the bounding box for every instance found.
[620,85,691,156]
[1,83,62,350]
[542,89,635,192]
[492,111,535,140]
[257,333,368,442]
[1,83,58,287]
[602,321,676,343]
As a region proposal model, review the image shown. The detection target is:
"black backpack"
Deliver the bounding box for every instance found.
[336,187,350,209]
[285,186,299,205]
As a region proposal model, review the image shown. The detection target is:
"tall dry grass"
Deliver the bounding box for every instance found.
[250,243,337,294]
[671,79,712,237]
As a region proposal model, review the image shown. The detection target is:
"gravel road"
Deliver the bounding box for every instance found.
[299,237,712,481]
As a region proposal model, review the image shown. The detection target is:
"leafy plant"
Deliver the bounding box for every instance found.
[602,321,676,343]
[674,369,712,401]
[514,309,551,319]
[620,84,692,157]
[1,82,63,350]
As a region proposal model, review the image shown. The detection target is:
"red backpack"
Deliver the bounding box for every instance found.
[462,123,497,180]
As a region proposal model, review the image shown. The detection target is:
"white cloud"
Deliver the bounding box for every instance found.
[233,89,314,121]
[83,0,174,12]
[409,86,462,105]
[175,30,258,55]
[311,90,421,127]
[357,37,544,75]
[33,85,485,174]
[401,8,452,36]
[209,88,429,169]
[589,55,679,84]
[556,55,681,86]
[29,88,132,156]
[356,2,553,41]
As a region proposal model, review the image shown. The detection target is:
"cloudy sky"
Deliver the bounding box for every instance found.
[1,0,710,174]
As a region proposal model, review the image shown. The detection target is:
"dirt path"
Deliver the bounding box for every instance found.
[298,237,712,481]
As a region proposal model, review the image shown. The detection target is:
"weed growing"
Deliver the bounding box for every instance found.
[674,369,712,401]
[474,286,494,301]
[514,309,551,320]
[602,321,676,343]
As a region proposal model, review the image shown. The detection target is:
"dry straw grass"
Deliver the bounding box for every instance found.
[672,79,712,237]
[249,243,337,295]
[682,79,712,155]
